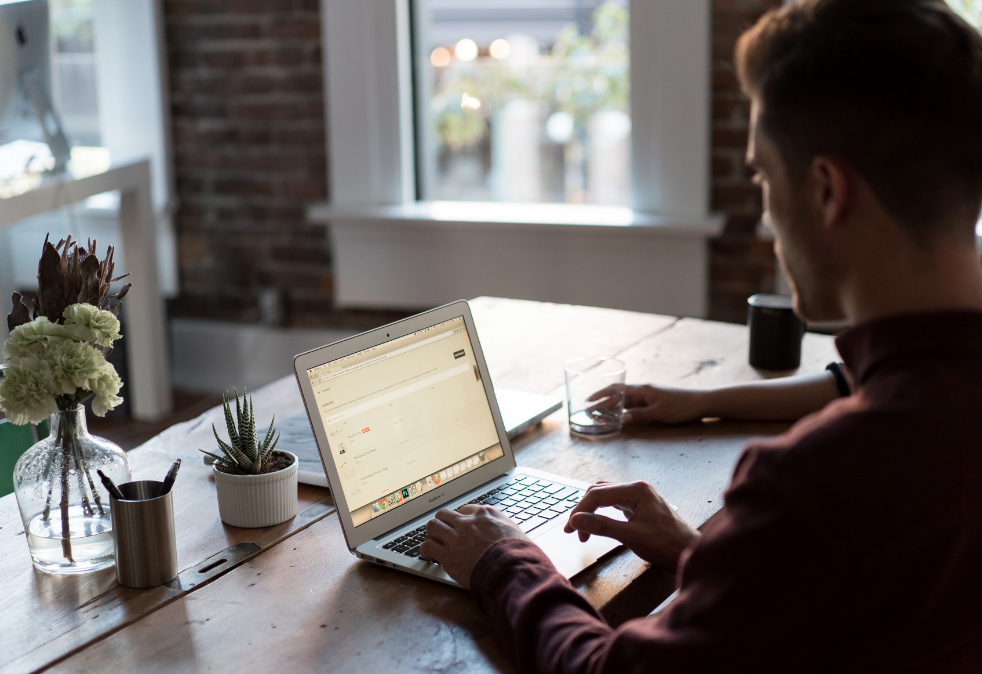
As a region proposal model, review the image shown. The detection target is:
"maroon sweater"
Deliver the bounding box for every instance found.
[471,311,982,673]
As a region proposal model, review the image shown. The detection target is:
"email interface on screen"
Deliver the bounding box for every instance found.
[307,317,504,526]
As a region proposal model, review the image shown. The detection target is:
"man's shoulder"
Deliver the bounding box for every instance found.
[741,397,879,475]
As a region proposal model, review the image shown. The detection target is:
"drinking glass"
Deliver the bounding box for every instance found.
[564,357,627,437]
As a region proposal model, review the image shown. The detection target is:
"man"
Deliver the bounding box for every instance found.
[420,1,982,671]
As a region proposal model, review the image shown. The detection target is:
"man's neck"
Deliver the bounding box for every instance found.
[842,236,982,324]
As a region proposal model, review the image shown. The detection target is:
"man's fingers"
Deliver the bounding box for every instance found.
[587,384,621,402]
[587,395,620,413]
[620,404,663,424]
[457,504,482,515]
[419,539,447,564]
[565,482,646,533]
[434,507,465,527]
[423,517,458,563]
[568,512,631,543]
[426,517,457,544]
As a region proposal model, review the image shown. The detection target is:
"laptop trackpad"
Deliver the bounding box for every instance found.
[536,506,627,579]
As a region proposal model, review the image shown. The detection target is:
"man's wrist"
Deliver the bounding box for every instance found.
[693,388,718,419]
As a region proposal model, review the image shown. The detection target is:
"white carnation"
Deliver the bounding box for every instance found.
[42,339,107,395]
[0,355,59,425]
[63,304,121,346]
[3,317,69,360]
[90,363,123,417]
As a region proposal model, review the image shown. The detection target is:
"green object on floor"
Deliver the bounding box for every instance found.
[0,419,48,498]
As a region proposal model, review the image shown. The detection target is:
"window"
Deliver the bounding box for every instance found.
[413,1,630,206]
[322,0,711,216]
[949,0,982,30]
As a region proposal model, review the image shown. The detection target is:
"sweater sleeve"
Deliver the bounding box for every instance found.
[469,538,615,674]
[468,447,847,674]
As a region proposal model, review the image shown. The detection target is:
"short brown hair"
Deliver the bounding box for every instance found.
[736,0,982,241]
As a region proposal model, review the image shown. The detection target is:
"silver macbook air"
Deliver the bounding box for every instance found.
[293,299,624,586]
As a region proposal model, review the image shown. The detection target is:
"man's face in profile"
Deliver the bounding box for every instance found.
[747,101,845,323]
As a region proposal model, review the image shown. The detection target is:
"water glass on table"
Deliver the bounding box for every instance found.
[564,356,627,437]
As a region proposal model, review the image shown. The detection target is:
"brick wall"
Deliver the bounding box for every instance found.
[164,0,780,327]
[709,0,783,323]
[164,0,332,326]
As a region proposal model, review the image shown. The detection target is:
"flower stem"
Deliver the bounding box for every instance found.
[71,442,95,517]
[73,436,105,516]
[41,450,55,522]
[81,461,105,515]
[59,423,73,563]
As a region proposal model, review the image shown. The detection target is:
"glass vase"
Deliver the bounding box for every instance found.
[12,405,131,574]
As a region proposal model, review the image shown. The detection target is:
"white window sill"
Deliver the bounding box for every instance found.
[307,201,724,239]
[308,201,723,317]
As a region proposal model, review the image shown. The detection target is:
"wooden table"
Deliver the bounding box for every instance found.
[0,298,839,673]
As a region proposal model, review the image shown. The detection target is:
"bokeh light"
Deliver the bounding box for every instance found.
[430,47,451,67]
[545,111,574,144]
[489,38,511,60]
[460,93,482,111]
[454,38,479,62]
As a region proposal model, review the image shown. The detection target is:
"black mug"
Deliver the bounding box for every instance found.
[747,294,805,371]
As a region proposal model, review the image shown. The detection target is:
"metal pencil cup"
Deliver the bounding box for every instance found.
[110,480,178,588]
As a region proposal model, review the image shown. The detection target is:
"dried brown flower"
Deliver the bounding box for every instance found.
[7,235,132,349]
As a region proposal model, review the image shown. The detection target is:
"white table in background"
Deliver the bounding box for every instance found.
[0,152,172,421]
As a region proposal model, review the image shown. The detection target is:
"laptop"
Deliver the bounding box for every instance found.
[267,390,562,488]
[293,300,625,586]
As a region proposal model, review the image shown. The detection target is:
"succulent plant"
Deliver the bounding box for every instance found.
[200,389,281,475]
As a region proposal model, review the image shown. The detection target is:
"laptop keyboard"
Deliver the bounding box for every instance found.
[381,475,585,560]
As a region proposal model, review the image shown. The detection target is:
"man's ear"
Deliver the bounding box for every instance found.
[810,156,850,231]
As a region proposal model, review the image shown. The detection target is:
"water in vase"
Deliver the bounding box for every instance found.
[26,506,115,574]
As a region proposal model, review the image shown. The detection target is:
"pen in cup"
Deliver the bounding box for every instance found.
[158,459,181,496]
[97,470,125,500]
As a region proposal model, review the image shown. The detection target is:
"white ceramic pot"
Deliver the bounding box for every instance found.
[212,451,298,528]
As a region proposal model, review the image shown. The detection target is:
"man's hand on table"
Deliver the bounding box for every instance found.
[420,505,530,589]
[609,384,709,425]
[564,481,699,570]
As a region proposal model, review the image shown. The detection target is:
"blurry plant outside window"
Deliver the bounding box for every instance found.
[414,0,630,206]
[50,0,100,146]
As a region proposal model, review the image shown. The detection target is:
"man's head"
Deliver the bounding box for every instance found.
[736,0,982,322]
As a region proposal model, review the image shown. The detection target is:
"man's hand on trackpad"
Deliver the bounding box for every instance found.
[563,481,699,570]
[420,505,530,589]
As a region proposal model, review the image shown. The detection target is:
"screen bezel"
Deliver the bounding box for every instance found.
[293,300,516,550]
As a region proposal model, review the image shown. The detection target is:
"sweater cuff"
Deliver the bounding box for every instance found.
[470,537,559,605]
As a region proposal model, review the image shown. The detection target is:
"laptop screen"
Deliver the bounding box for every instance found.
[306,316,505,526]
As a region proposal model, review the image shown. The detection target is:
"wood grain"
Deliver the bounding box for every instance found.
[53,513,513,674]
[469,296,678,394]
